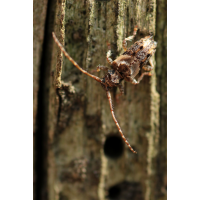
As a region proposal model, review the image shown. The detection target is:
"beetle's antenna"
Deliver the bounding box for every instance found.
[52,32,102,83]
[106,90,137,154]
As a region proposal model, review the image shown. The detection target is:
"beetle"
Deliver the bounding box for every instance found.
[52,26,157,154]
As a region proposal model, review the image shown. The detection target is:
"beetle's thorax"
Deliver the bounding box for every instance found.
[101,69,123,90]
[111,55,140,80]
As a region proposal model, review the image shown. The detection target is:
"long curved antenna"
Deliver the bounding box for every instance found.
[52,32,102,83]
[106,90,137,154]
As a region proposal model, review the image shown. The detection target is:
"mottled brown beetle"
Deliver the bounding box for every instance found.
[52,26,157,154]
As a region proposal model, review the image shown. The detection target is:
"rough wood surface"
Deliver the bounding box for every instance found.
[33,0,167,199]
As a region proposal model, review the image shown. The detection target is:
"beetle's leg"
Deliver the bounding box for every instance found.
[97,65,109,72]
[118,83,124,95]
[126,71,151,85]
[115,83,124,103]
[129,77,139,85]
[106,42,113,65]
[142,65,153,71]
[137,72,152,83]
[122,26,138,51]
[124,75,138,85]
[142,58,154,71]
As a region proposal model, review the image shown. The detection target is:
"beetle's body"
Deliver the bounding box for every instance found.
[102,35,157,92]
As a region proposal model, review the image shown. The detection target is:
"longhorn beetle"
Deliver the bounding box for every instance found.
[52,26,157,154]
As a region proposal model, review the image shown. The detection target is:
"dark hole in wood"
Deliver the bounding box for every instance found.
[103,135,124,159]
[107,185,121,199]
[107,181,144,200]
